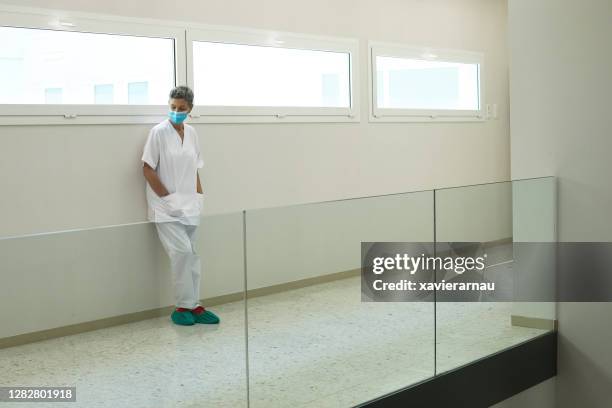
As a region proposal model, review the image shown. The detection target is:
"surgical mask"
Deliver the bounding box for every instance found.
[168,110,188,124]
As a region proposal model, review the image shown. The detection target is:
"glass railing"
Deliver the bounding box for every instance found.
[0,177,556,407]
[0,213,249,407]
[434,177,556,375]
[245,191,435,407]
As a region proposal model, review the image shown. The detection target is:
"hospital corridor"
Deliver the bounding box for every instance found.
[3,0,612,407]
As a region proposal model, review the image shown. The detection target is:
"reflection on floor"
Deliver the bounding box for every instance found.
[0,276,547,408]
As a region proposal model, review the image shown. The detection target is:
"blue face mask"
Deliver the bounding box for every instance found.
[168,110,188,124]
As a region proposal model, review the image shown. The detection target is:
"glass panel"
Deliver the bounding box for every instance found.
[192,41,351,107]
[245,192,435,407]
[434,179,556,374]
[0,26,175,105]
[511,177,556,333]
[0,214,247,407]
[376,56,479,110]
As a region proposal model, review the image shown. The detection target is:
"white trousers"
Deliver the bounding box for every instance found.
[155,221,201,309]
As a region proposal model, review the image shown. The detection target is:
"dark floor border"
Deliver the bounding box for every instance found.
[357,331,557,408]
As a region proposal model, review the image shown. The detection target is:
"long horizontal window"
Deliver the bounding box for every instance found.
[370,43,484,121]
[376,57,479,110]
[0,7,357,124]
[193,41,350,108]
[0,26,175,105]
[187,28,358,121]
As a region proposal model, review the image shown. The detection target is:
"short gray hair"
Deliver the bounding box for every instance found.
[169,86,194,108]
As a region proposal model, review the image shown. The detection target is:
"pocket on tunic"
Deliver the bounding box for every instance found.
[159,192,183,216]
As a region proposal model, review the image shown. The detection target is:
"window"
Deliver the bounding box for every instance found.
[0,26,174,105]
[94,84,114,104]
[370,42,484,122]
[0,7,356,124]
[187,28,359,122]
[44,88,63,104]
[192,42,350,108]
[0,9,186,123]
[128,81,149,104]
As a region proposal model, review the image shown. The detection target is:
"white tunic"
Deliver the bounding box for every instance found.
[141,119,204,225]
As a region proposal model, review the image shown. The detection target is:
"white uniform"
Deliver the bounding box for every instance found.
[141,119,205,309]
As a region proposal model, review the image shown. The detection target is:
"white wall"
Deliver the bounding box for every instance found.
[0,0,510,338]
[509,0,612,406]
[0,0,510,237]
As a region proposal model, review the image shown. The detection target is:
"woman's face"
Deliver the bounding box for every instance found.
[169,98,191,114]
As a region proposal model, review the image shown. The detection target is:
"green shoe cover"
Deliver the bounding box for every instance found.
[171,310,195,326]
[193,310,220,324]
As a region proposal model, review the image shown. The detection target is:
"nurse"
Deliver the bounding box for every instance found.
[141,85,220,326]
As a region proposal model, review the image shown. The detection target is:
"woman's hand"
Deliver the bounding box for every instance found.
[196,172,203,194]
[143,163,170,197]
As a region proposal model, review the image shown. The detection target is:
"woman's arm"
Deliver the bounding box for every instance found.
[196,172,203,194]
[143,163,170,197]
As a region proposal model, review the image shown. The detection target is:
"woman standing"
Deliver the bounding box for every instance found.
[141,85,220,326]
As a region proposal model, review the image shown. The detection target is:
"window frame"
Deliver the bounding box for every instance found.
[0,5,360,125]
[0,6,186,125]
[369,41,486,123]
[186,27,359,123]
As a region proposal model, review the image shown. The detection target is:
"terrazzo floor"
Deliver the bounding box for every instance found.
[0,276,547,408]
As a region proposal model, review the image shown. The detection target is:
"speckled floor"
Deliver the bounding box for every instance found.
[0,276,547,408]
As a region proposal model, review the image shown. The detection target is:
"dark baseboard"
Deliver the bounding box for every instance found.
[357,331,557,408]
